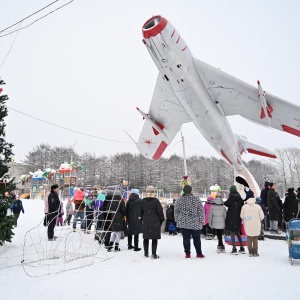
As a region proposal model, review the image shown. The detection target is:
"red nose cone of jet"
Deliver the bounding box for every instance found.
[142,15,167,39]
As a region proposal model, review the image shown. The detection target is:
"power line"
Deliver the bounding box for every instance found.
[8,107,134,145]
[0,0,74,38]
[0,0,59,33]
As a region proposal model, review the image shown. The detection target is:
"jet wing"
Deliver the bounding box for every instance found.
[194,58,300,137]
[137,74,191,160]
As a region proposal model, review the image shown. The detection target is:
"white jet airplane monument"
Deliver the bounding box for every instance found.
[136,15,300,196]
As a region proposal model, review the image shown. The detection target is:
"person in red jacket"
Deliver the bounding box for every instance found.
[73,188,85,231]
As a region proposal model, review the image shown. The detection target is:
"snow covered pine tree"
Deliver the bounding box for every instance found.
[0,78,15,246]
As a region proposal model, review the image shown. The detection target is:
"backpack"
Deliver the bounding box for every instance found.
[13,200,21,213]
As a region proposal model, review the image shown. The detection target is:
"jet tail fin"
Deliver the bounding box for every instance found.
[235,134,277,159]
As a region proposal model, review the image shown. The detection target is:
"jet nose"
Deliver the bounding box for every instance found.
[142,15,167,39]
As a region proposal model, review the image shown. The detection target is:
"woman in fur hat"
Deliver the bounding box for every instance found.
[140,186,164,259]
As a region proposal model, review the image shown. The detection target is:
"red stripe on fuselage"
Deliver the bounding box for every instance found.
[152,141,168,160]
[221,150,232,165]
[282,124,300,137]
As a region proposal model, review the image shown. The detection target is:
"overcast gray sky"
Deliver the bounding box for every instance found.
[1,0,299,163]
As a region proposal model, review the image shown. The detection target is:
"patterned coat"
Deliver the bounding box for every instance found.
[174,193,204,230]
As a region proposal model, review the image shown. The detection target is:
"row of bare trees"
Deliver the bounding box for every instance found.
[24,143,300,197]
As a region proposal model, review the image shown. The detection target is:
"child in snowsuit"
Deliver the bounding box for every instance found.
[240,197,264,257]
[256,197,266,240]
[64,198,74,226]
[204,196,215,240]
[56,202,64,226]
[209,194,226,253]
[11,197,25,227]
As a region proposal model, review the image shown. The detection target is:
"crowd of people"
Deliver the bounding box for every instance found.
[42,180,300,259]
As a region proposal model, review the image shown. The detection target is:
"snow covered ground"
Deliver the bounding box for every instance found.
[1,199,299,300]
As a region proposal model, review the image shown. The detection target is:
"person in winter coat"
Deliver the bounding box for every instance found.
[174,185,205,259]
[107,192,126,251]
[43,191,50,226]
[56,202,64,226]
[267,182,282,234]
[204,196,215,240]
[84,192,95,234]
[224,185,245,255]
[209,194,226,253]
[260,181,270,230]
[64,198,74,226]
[256,197,267,240]
[102,191,114,247]
[140,186,164,259]
[126,189,142,251]
[73,188,85,231]
[47,184,61,241]
[166,203,177,235]
[94,191,106,242]
[11,196,24,227]
[240,197,264,257]
[283,188,299,225]
[160,198,168,233]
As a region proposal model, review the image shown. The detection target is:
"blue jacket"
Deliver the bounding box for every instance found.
[11,200,24,214]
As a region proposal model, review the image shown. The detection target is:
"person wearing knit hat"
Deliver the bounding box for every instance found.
[126,188,142,251]
[130,189,140,195]
[204,196,215,240]
[140,186,164,259]
[283,187,299,225]
[240,197,264,257]
[229,185,237,194]
[174,184,205,258]
[224,185,245,255]
[260,180,271,230]
[267,182,282,234]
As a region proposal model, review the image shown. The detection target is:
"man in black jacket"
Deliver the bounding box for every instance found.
[47,184,60,241]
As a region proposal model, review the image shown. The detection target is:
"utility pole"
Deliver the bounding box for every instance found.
[181,131,187,176]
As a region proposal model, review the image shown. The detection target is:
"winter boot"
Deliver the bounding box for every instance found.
[128,245,134,250]
[253,249,259,257]
[134,237,141,251]
[106,242,114,252]
[143,240,149,258]
[151,254,160,259]
[220,245,226,253]
[205,234,213,240]
[238,247,246,254]
[230,249,238,255]
[196,254,205,258]
[248,249,253,257]
[185,253,191,258]
[115,243,121,252]
[217,246,221,254]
